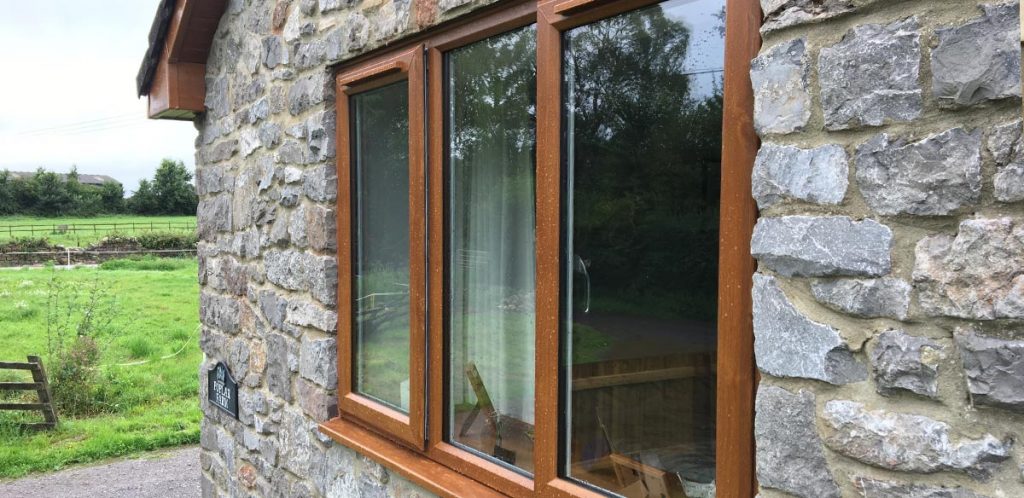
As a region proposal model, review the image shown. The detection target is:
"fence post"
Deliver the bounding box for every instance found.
[27,355,59,427]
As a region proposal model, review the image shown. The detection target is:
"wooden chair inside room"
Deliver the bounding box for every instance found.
[458,361,535,466]
[610,453,688,498]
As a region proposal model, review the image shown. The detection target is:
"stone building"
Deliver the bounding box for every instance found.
[137,0,1024,496]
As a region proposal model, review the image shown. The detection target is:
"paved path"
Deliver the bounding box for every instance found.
[0,446,199,498]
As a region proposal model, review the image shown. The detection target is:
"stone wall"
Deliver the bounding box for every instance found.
[192,0,494,496]
[751,0,1024,496]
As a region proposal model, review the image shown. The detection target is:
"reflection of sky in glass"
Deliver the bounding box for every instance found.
[663,0,725,99]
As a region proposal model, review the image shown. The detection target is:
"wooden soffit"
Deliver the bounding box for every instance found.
[138,0,227,120]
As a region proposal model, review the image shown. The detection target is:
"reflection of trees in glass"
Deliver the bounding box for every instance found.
[449,26,537,295]
[447,27,539,471]
[353,82,410,274]
[567,4,723,320]
[352,82,412,411]
[449,27,536,163]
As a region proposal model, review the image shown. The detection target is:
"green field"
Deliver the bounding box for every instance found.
[0,215,196,248]
[0,258,201,478]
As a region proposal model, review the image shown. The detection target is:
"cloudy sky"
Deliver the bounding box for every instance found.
[0,0,197,194]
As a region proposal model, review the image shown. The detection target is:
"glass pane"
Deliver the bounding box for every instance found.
[446,26,537,475]
[352,81,411,413]
[563,0,724,496]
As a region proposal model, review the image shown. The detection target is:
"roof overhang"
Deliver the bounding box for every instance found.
[137,0,227,120]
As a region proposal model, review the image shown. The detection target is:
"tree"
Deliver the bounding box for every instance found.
[29,169,73,216]
[151,159,198,215]
[98,181,125,213]
[564,5,724,319]
[0,171,16,215]
[126,159,197,215]
[64,166,102,216]
[129,179,158,215]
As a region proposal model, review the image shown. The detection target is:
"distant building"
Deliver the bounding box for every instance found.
[5,171,120,187]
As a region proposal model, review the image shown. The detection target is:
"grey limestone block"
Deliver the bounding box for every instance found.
[822,400,1011,479]
[760,0,855,34]
[957,327,1024,413]
[932,3,1021,108]
[870,329,943,398]
[263,35,290,69]
[200,292,241,333]
[855,129,982,216]
[266,332,294,403]
[754,274,867,385]
[811,277,911,320]
[751,216,892,277]
[299,335,338,390]
[288,72,330,116]
[755,385,840,498]
[750,38,811,136]
[286,300,338,334]
[294,39,327,70]
[258,289,289,330]
[819,17,922,130]
[988,120,1024,203]
[752,143,848,208]
[853,477,990,498]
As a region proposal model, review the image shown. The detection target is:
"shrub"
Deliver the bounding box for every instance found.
[0,237,53,253]
[45,275,123,417]
[135,232,197,250]
[48,336,102,417]
[93,233,139,247]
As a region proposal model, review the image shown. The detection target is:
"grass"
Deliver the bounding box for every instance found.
[0,259,200,479]
[99,256,196,272]
[0,215,196,248]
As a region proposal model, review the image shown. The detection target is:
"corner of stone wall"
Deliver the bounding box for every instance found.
[190,0,495,496]
[751,1,1024,496]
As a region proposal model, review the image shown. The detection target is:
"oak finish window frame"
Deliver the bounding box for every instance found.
[533,0,760,495]
[425,2,541,496]
[324,0,762,495]
[336,44,428,449]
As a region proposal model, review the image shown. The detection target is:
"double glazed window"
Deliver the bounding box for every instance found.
[330,0,756,496]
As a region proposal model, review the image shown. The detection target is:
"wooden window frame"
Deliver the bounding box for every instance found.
[425,2,541,496]
[336,44,428,449]
[323,0,761,495]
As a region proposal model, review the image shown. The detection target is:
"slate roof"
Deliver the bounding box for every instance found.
[136,0,177,97]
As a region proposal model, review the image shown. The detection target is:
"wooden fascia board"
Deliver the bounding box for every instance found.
[147,0,226,119]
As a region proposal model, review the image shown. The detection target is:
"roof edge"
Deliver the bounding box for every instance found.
[136,0,178,97]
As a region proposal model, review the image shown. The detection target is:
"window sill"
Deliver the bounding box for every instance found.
[319,418,510,498]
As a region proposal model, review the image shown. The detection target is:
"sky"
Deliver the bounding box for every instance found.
[668,0,726,99]
[0,0,197,194]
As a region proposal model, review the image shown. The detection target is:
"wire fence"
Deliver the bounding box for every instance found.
[0,221,197,239]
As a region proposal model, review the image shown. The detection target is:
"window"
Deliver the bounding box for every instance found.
[561,0,723,494]
[336,46,426,448]
[352,80,412,413]
[323,0,759,496]
[445,25,538,475]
